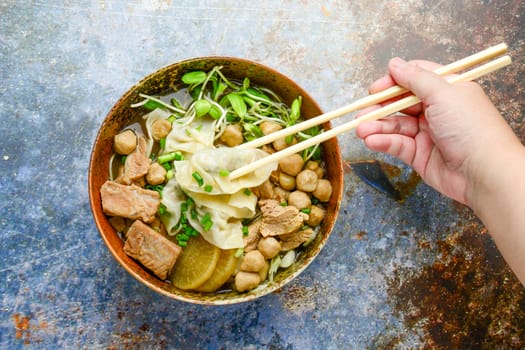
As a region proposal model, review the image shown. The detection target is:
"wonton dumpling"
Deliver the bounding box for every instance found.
[186,188,257,219]
[143,108,172,157]
[160,179,187,235]
[164,116,216,155]
[187,208,244,249]
[174,147,277,195]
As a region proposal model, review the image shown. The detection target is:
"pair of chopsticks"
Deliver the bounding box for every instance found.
[229,43,511,179]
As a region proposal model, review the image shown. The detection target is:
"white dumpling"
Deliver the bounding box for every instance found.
[160,178,187,235]
[174,147,277,194]
[143,108,172,157]
[187,188,257,219]
[165,116,216,155]
[187,208,244,249]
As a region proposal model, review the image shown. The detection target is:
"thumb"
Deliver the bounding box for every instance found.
[388,57,451,103]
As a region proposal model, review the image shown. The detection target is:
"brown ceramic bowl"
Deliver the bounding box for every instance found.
[88,57,343,305]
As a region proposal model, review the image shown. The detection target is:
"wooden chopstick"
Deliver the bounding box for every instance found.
[237,43,508,151]
[229,54,512,180]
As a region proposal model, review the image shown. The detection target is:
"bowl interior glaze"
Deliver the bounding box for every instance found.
[88,57,343,305]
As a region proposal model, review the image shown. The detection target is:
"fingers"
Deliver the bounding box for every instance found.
[363,134,416,167]
[368,59,446,115]
[388,58,451,103]
[356,114,419,139]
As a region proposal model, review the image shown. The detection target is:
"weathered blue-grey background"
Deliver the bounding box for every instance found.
[1,1,524,348]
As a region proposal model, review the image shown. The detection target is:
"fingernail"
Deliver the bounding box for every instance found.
[390,57,408,69]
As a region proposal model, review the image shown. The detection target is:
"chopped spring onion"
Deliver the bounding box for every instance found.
[300,208,311,214]
[234,248,244,258]
[192,172,204,186]
[161,162,172,171]
[204,184,213,192]
[157,151,184,164]
[200,212,213,231]
[219,169,229,177]
[166,169,174,180]
[243,188,252,196]
[190,208,198,220]
[159,137,166,150]
[242,226,249,236]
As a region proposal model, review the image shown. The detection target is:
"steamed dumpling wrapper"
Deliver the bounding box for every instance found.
[164,116,216,155]
[160,178,256,249]
[174,147,277,194]
[187,208,244,249]
[187,189,257,219]
[160,179,187,235]
[143,108,172,157]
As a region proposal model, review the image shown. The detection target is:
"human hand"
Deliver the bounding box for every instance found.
[355,57,518,206]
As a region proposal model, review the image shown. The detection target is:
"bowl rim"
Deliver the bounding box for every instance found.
[88,56,343,305]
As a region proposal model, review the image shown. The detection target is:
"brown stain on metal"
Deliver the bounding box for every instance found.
[383,222,525,348]
[281,283,317,312]
[12,313,49,345]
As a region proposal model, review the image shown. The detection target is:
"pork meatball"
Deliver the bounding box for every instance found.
[151,119,172,140]
[146,162,167,185]
[313,179,332,202]
[288,190,311,210]
[114,130,137,155]
[279,153,304,176]
[296,169,318,192]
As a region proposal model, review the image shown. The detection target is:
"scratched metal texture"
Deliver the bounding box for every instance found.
[1,0,524,348]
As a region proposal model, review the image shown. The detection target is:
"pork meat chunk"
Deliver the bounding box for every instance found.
[124,136,151,181]
[124,220,181,280]
[259,199,308,237]
[101,180,160,223]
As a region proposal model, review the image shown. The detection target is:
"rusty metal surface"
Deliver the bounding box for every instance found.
[1,0,524,348]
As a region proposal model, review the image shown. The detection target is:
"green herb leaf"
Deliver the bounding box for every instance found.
[242,77,250,90]
[182,71,207,85]
[209,105,222,120]
[212,82,227,101]
[243,123,263,138]
[194,99,211,118]
[290,96,302,124]
[170,98,183,110]
[246,88,271,102]
[143,99,165,111]
[189,85,202,100]
[226,93,247,118]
